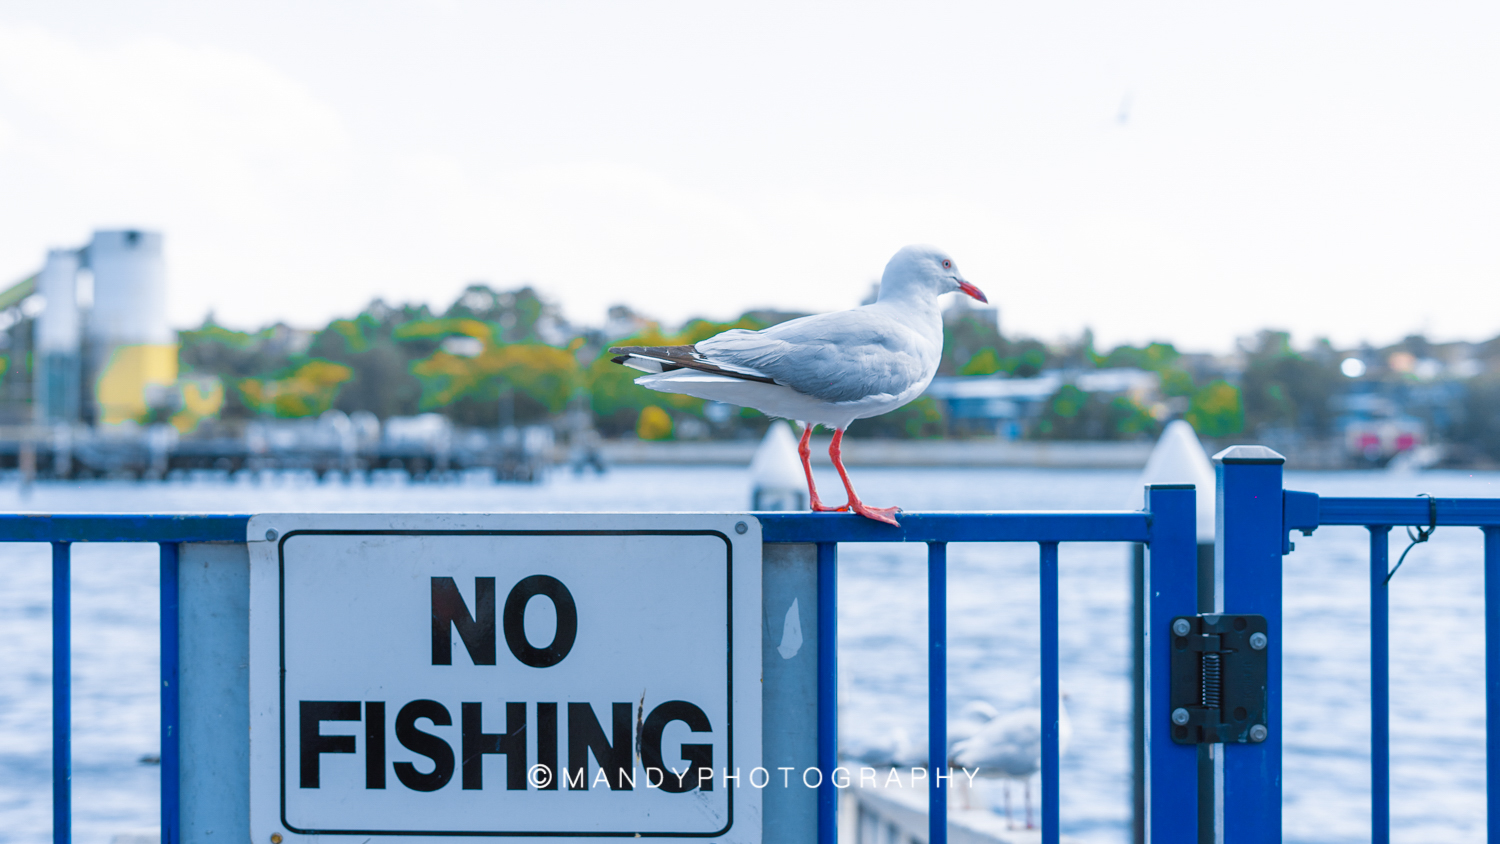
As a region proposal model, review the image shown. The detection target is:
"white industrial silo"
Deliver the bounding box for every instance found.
[36,248,82,423]
[85,230,178,426]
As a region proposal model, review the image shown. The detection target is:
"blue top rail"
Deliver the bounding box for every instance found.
[1311,495,1500,527]
[762,511,1151,542]
[0,511,1152,544]
[12,495,1494,544]
[0,514,249,543]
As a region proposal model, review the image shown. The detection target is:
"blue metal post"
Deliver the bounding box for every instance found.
[1369,526,1391,844]
[928,542,948,844]
[1486,526,1500,843]
[817,542,838,844]
[1039,541,1060,844]
[160,543,180,844]
[52,542,71,844]
[1145,486,1198,844]
[1213,446,1284,843]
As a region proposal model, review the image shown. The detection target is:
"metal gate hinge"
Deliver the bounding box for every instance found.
[1168,613,1269,745]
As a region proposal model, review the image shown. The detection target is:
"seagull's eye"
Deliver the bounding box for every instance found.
[942,259,952,269]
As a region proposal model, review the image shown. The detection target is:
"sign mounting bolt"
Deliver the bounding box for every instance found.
[1172,707,1190,726]
[1249,632,1267,650]
[734,522,747,535]
[1249,724,1268,742]
[266,529,279,542]
[1172,618,1191,637]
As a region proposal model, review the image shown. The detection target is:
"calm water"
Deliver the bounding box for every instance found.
[0,465,1497,843]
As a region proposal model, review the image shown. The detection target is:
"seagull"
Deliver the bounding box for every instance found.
[950,680,1072,830]
[948,699,1002,754]
[850,725,929,768]
[610,245,986,525]
[847,701,998,770]
[946,700,1001,810]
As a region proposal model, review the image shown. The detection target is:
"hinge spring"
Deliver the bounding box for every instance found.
[1202,652,1223,709]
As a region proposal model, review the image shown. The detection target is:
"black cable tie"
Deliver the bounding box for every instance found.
[1384,493,1437,585]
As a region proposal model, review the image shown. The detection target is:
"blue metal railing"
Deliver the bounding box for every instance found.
[762,506,1190,844]
[20,469,1500,842]
[10,516,250,844]
[16,501,1198,844]
[1281,489,1500,844]
[54,474,1500,843]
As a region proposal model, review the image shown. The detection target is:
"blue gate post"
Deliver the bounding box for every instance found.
[1213,446,1285,843]
[1144,485,1198,844]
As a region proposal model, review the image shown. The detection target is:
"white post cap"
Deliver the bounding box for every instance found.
[1140,419,1217,542]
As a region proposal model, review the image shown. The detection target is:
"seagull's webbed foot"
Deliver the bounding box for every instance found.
[849,500,901,526]
[826,426,900,525]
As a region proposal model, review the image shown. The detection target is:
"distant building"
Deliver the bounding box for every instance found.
[925,368,1160,438]
[36,248,82,424]
[1334,386,1448,464]
[6,229,182,428]
[85,230,177,427]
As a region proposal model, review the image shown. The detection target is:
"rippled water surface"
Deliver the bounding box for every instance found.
[0,465,1496,842]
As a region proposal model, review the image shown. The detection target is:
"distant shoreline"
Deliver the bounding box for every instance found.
[592,437,1407,470]
[596,437,1156,469]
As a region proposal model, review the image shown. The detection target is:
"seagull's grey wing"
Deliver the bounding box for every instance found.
[696,310,934,403]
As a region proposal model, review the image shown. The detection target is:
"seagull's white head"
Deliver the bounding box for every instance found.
[878,244,988,305]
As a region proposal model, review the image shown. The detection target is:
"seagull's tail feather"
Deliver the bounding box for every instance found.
[610,345,777,384]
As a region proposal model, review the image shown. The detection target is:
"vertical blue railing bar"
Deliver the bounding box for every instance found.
[928,542,948,844]
[1145,486,1198,844]
[51,542,71,844]
[1039,541,1060,844]
[160,543,180,844]
[816,542,838,844]
[1485,526,1500,844]
[1369,526,1391,844]
[1214,447,1284,844]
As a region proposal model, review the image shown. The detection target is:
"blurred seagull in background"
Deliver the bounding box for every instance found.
[950,680,1072,829]
[849,724,930,769]
[611,245,986,525]
[948,699,1002,755]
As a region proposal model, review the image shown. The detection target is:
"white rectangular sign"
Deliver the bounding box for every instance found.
[247,514,762,843]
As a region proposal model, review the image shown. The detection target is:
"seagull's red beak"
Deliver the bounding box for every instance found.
[958,280,988,304]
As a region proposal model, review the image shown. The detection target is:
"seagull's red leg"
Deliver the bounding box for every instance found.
[829,428,900,526]
[798,423,847,512]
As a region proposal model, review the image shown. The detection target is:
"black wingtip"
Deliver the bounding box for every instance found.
[610,354,630,365]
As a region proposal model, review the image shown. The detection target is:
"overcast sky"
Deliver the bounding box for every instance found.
[1,2,1496,351]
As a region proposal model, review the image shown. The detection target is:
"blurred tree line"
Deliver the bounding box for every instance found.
[176,284,1500,453]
